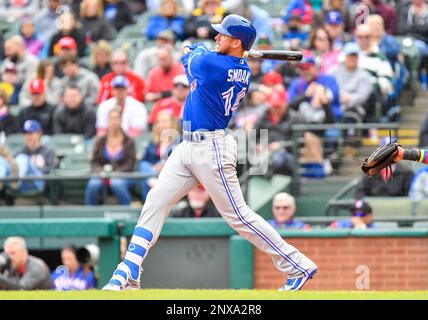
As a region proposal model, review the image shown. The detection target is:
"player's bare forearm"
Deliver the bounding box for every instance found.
[400,147,428,164]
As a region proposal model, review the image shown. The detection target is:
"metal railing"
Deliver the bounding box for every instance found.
[0,171,158,205]
[297,216,428,228]
[0,171,156,182]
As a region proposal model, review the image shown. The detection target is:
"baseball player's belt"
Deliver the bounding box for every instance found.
[183,129,228,142]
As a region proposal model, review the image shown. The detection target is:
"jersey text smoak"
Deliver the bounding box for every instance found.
[181,45,251,131]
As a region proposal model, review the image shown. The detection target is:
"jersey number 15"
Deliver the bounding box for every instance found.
[222,86,247,116]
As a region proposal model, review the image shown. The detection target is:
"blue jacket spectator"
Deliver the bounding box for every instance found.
[15,120,57,194]
[379,35,401,67]
[282,0,314,25]
[33,0,62,46]
[146,0,186,41]
[288,54,340,121]
[51,245,97,290]
[324,10,348,50]
[330,199,377,229]
[104,0,134,32]
[282,14,309,45]
[19,18,44,59]
[409,166,428,201]
[267,192,311,230]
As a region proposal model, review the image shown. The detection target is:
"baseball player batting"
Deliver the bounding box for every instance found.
[103,14,317,291]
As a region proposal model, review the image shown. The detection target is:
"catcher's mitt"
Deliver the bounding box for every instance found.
[361,140,401,177]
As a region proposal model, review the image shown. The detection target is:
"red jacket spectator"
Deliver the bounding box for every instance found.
[97,49,145,104]
[149,96,183,125]
[98,70,145,104]
[148,74,189,124]
[145,61,184,101]
[145,46,185,102]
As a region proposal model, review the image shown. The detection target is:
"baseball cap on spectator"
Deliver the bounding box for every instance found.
[343,42,360,56]
[324,10,344,25]
[3,61,17,73]
[262,72,283,86]
[173,74,189,88]
[58,36,78,50]
[350,199,372,217]
[29,79,45,94]
[111,75,128,88]
[289,10,302,21]
[23,119,42,133]
[266,87,288,108]
[298,53,317,69]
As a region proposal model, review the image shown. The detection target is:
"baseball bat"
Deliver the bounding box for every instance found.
[183,46,303,61]
[243,50,303,61]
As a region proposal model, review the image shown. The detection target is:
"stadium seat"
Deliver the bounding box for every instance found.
[375,221,399,229]
[116,22,146,39]
[412,200,428,216]
[8,104,23,117]
[111,36,152,64]
[0,16,17,37]
[364,197,414,217]
[135,132,152,159]
[4,133,25,153]
[53,154,91,205]
[247,174,292,219]
[248,0,286,18]
[412,221,428,228]
[395,35,420,99]
[45,134,85,158]
[5,183,50,206]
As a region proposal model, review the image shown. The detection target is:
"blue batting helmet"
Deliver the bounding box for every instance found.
[211,14,257,51]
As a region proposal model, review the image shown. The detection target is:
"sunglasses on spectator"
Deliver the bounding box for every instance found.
[274,206,290,210]
[113,60,127,65]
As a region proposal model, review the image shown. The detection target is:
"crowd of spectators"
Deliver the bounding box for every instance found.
[0,0,425,207]
[0,236,98,291]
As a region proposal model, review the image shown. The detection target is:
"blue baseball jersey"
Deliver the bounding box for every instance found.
[51,265,97,290]
[181,44,252,132]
